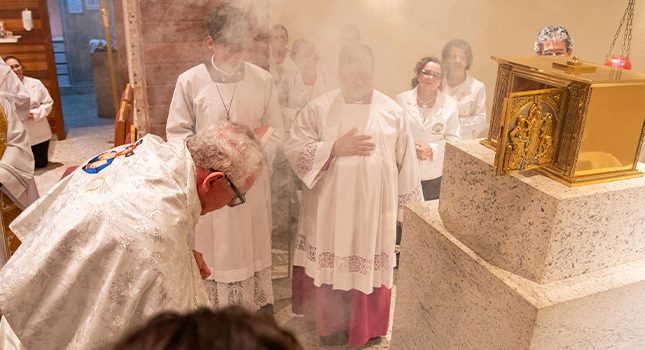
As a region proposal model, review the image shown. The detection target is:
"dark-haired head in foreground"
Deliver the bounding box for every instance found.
[112,306,303,350]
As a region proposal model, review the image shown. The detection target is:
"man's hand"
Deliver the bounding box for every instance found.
[415,143,433,160]
[332,128,375,158]
[192,250,211,279]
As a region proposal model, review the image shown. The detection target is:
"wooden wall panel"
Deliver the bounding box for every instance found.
[0,0,66,139]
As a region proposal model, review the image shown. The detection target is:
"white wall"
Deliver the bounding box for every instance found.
[269,0,645,105]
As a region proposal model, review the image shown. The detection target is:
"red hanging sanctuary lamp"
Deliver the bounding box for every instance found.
[604,0,635,70]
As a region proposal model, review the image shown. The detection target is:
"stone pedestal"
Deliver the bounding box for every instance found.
[391,141,645,349]
[439,140,645,283]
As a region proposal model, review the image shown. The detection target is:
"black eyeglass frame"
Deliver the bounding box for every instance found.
[210,168,246,207]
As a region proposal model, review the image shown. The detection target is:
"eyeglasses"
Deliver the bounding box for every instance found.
[540,50,567,56]
[210,169,246,207]
[421,69,442,79]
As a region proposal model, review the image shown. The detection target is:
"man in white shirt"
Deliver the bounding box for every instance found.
[0,121,266,350]
[166,4,283,314]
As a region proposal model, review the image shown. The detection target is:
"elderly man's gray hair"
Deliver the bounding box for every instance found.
[186,121,266,185]
[534,26,573,54]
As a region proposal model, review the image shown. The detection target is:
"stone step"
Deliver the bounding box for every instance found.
[392,201,645,350]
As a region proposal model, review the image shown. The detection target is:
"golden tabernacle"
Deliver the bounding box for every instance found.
[482,56,645,186]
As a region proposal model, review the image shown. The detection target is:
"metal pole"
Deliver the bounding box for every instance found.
[100,0,120,117]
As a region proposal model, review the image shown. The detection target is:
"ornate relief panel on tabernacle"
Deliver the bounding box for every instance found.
[495,89,565,175]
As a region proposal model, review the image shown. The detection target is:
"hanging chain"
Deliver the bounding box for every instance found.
[605,0,635,61]
[625,0,634,56]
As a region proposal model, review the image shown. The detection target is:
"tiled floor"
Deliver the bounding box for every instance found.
[34,124,394,350]
[36,93,115,193]
[35,125,115,194]
[60,94,114,130]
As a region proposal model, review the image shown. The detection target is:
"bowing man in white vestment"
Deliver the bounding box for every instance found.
[397,56,461,201]
[0,122,266,350]
[166,4,283,314]
[285,44,422,347]
[440,39,487,139]
[0,60,38,269]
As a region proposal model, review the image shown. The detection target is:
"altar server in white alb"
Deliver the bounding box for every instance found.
[166,4,283,313]
[440,39,487,139]
[0,59,38,269]
[397,56,461,201]
[268,24,297,93]
[0,122,266,350]
[285,44,422,347]
[4,56,54,168]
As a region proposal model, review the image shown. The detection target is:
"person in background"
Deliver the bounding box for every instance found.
[285,44,422,347]
[395,56,460,269]
[0,57,30,119]
[112,306,303,350]
[4,56,53,169]
[534,25,573,57]
[267,26,298,260]
[282,39,332,113]
[166,4,283,315]
[318,24,363,92]
[0,122,266,350]
[269,24,297,96]
[397,56,461,201]
[440,39,487,139]
[272,39,333,273]
[0,57,38,269]
[340,25,361,48]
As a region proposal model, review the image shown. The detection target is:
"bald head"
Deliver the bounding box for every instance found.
[338,44,375,102]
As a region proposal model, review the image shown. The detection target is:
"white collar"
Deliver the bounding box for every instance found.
[210,57,244,78]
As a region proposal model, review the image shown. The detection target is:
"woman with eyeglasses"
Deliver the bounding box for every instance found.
[396,56,460,201]
[440,39,487,140]
[4,55,54,169]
